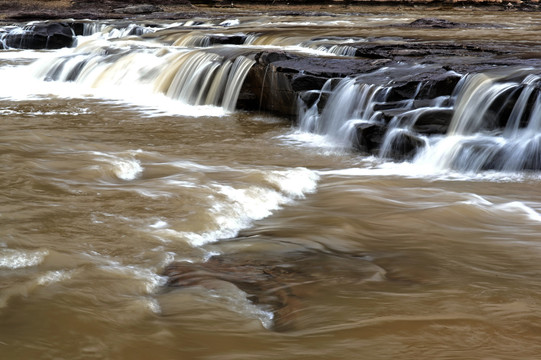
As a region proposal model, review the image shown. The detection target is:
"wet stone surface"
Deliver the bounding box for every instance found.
[164,249,385,331]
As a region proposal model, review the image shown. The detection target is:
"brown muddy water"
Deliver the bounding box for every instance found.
[1,10,541,359]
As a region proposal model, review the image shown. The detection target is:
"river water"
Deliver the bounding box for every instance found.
[2,9,541,359]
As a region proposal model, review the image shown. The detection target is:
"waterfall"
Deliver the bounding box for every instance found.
[297,66,541,172]
[31,39,255,112]
[297,77,387,149]
[416,69,541,172]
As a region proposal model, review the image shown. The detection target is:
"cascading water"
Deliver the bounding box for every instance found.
[298,66,541,172]
[30,37,255,112]
[297,77,387,149]
[416,69,541,172]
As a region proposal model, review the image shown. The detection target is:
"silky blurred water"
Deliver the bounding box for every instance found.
[2,10,541,359]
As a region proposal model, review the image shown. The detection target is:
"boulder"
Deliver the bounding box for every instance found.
[4,22,75,49]
[383,131,426,161]
[353,122,387,154]
[412,108,454,135]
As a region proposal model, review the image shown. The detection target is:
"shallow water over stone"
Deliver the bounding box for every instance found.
[2,9,541,359]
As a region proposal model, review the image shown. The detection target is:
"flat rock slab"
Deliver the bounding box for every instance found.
[113,5,163,14]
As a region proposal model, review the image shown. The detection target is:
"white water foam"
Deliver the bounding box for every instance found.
[493,201,541,223]
[317,160,533,183]
[0,46,228,117]
[37,270,75,286]
[91,150,143,181]
[0,108,92,116]
[0,248,48,269]
[149,166,319,247]
[219,19,240,27]
[266,167,320,198]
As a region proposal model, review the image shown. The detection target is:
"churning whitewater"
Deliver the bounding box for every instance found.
[3,10,541,360]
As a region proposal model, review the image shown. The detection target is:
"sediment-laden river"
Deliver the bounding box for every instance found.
[2,9,541,359]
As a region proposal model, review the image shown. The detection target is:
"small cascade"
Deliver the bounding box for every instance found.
[301,37,366,57]
[297,64,541,172]
[31,39,255,112]
[298,77,387,149]
[296,66,452,157]
[416,69,541,172]
[80,22,109,37]
[173,32,213,47]
[245,33,362,56]
[89,23,156,39]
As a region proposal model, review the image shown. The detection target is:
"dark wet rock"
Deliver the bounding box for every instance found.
[353,122,387,154]
[291,74,329,92]
[164,250,383,331]
[238,42,541,159]
[298,90,321,109]
[68,22,86,36]
[206,34,247,45]
[404,17,505,29]
[4,22,75,49]
[384,131,426,161]
[240,51,387,117]
[418,72,462,99]
[271,57,383,79]
[412,108,454,135]
[352,42,508,63]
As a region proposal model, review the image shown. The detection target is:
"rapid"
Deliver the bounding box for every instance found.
[1,9,541,359]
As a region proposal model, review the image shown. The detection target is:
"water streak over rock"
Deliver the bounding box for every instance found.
[2,22,75,49]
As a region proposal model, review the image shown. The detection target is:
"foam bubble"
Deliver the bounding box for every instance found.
[149,220,168,229]
[91,150,143,181]
[113,158,143,180]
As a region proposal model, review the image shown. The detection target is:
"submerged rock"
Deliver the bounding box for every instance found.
[406,18,465,29]
[164,250,384,331]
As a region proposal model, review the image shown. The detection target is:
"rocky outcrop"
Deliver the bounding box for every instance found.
[2,22,75,49]
[237,35,541,161]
